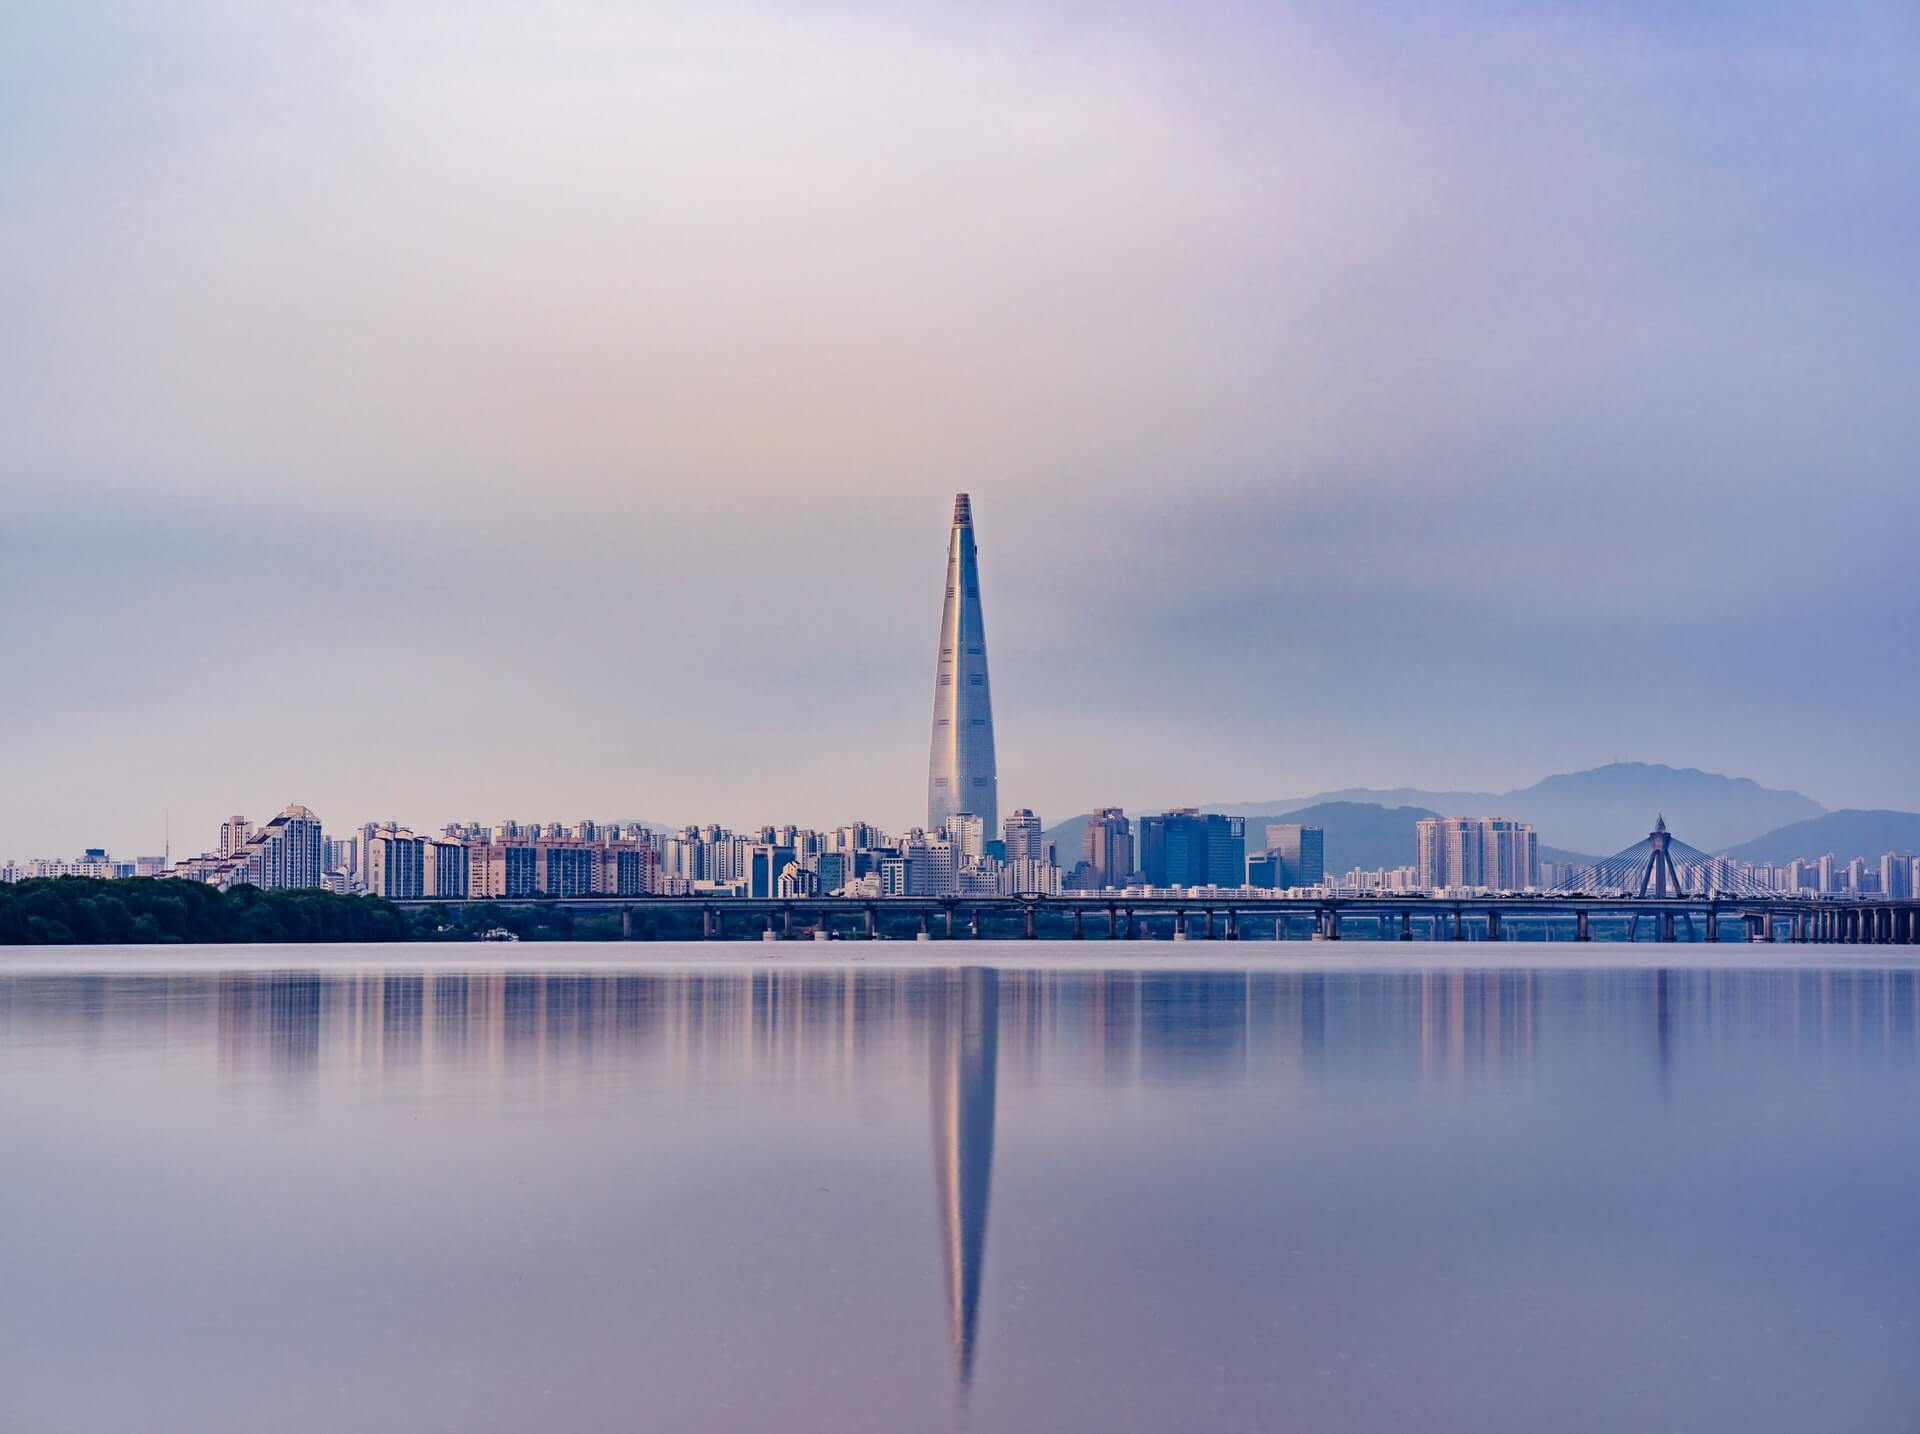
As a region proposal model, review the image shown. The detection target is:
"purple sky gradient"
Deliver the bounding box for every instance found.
[2,0,1916,854]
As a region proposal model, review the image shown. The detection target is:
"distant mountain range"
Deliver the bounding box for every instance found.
[1044,763,1836,868]
[1244,802,1440,875]
[1208,763,1824,854]
[1724,810,1920,865]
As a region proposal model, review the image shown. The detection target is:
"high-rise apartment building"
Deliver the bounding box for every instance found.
[927,493,998,836]
[1080,809,1134,890]
[468,843,538,898]
[1002,809,1045,863]
[365,826,426,899]
[219,816,253,858]
[424,839,469,898]
[999,858,1060,895]
[1415,816,1539,890]
[1878,852,1912,899]
[249,805,326,889]
[592,842,658,897]
[950,814,987,864]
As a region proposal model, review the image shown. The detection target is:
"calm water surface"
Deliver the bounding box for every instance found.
[3,943,1918,1433]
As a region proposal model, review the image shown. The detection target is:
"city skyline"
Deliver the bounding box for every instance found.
[6,2,1919,858]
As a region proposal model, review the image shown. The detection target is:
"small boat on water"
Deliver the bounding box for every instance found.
[478,927,520,942]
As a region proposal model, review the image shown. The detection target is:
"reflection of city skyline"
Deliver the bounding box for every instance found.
[3,965,1917,1093]
[5,959,1920,1419]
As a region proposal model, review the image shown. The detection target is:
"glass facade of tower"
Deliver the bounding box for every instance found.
[927,494,998,835]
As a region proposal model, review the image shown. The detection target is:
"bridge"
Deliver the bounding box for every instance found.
[394,820,1920,945]
[392,891,1920,944]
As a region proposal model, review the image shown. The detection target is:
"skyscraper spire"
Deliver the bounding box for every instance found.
[927,493,998,835]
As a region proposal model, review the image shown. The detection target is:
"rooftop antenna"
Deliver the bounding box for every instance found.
[164,809,170,865]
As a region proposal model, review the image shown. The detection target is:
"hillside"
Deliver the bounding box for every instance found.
[1202,762,1821,854]
[1722,810,1920,865]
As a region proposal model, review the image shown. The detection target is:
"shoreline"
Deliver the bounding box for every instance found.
[5,940,1920,976]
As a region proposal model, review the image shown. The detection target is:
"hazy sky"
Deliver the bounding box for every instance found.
[3,0,1916,856]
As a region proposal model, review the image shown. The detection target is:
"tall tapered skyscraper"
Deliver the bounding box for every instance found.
[927,493,997,835]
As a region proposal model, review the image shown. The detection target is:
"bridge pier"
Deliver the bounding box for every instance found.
[1023,906,1036,940]
[1703,906,1716,943]
[1659,910,1675,944]
[1576,910,1590,942]
[1401,910,1413,941]
[782,907,793,939]
[917,912,930,941]
[1323,908,1341,941]
[1173,909,1187,942]
[764,912,778,942]
[1072,909,1084,940]
[1487,909,1501,943]
[702,905,716,941]
[1125,907,1137,940]
[968,909,980,939]
[944,907,956,940]
[1206,909,1218,940]
[1452,906,1464,941]
[621,906,632,940]
[1107,905,1118,940]
[864,905,876,939]
[1226,909,1238,940]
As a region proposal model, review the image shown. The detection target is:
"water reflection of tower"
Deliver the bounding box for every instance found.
[929,966,998,1408]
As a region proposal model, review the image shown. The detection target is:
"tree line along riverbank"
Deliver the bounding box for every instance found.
[0,877,677,944]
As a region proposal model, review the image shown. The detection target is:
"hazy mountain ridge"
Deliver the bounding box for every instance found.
[1723,810,1920,865]
[1206,762,1824,854]
[1045,763,1826,867]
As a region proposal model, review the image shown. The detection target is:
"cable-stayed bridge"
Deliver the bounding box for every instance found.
[1551,816,1784,900]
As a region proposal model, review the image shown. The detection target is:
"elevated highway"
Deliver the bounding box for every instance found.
[389,892,1920,944]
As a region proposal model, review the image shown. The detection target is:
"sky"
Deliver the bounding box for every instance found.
[2,0,1917,857]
